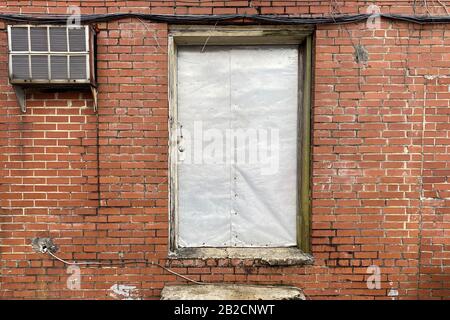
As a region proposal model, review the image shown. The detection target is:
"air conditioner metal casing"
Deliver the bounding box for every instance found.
[8,25,95,86]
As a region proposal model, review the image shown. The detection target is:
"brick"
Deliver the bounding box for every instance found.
[0,1,449,301]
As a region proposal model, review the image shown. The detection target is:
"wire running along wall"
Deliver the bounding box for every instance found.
[0,13,450,25]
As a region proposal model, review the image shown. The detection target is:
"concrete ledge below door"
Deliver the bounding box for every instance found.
[161,284,306,300]
[168,247,314,266]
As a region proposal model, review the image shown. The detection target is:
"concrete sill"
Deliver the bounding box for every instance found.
[161,284,306,300]
[169,247,314,266]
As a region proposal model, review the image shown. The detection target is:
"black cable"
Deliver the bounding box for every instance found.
[0,13,450,25]
[45,250,206,285]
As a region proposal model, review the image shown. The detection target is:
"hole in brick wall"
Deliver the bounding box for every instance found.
[354,44,368,64]
[31,237,58,254]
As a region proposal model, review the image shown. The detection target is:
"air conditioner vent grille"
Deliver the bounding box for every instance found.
[31,55,48,79]
[30,27,48,51]
[69,28,86,52]
[11,55,29,79]
[70,55,87,79]
[49,27,68,52]
[10,27,28,51]
[8,25,91,84]
[51,55,68,79]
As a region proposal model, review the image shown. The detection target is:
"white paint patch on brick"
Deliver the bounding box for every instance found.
[109,284,141,300]
[388,288,398,300]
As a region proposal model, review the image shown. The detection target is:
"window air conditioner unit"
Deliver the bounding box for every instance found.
[7,25,97,112]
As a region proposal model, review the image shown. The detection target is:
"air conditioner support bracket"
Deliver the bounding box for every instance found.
[13,86,27,113]
[90,85,98,112]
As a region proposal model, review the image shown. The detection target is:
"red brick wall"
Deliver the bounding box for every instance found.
[1,1,449,299]
[314,19,450,299]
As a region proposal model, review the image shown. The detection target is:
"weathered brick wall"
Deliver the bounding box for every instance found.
[314,19,450,299]
[0,1,449,299]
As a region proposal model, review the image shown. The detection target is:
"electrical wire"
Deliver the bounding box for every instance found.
[0,13,450,25]
[44,248,206,285]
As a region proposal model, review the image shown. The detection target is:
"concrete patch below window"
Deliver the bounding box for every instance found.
[169,247,314,266]
[161,284,306,300]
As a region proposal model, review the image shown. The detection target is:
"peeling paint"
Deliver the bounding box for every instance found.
[388,288,398,300]
[424,74,449,80]
[109,284,141,300]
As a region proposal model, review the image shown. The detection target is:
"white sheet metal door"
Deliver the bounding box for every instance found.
[177,45,298,247]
